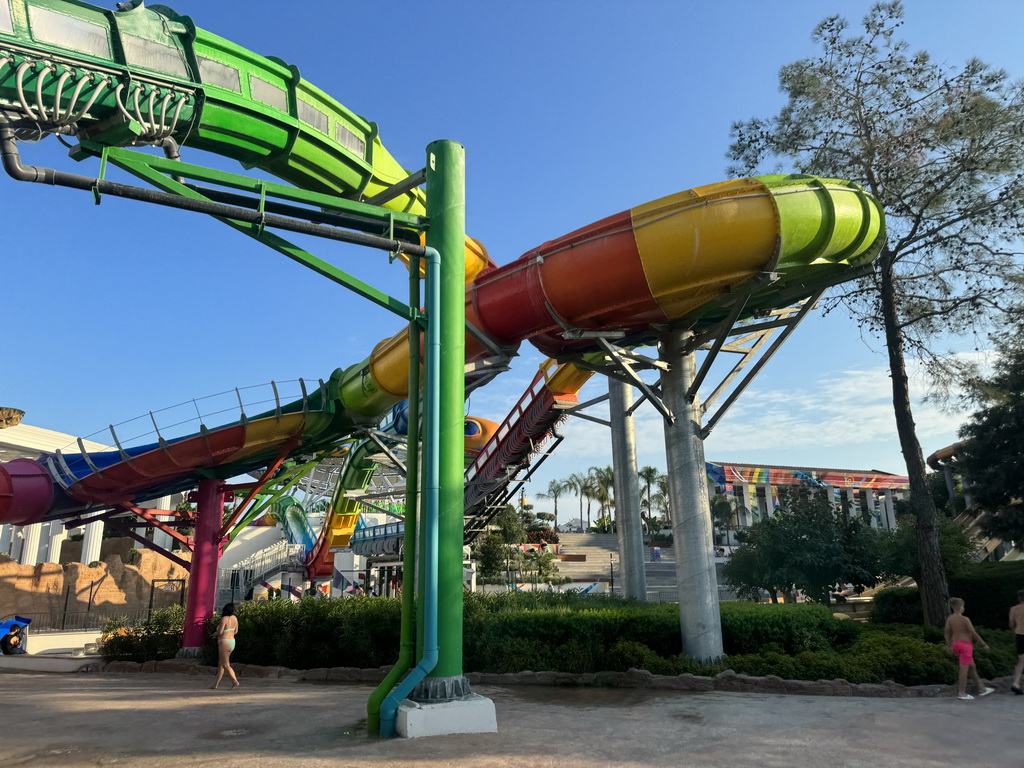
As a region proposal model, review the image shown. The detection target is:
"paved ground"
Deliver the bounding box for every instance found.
[4,670,1020,767]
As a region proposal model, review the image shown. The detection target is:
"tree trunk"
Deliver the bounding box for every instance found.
[879,251,950,627]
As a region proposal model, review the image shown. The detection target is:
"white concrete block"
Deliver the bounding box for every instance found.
[396,695,497,738]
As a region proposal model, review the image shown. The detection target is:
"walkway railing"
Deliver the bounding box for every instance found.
[217,540,304,598]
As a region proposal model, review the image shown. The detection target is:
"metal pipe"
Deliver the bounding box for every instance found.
[367,253,423,734]
[379,244,440,737]
[180,182,418,239]
[0,122,426,257]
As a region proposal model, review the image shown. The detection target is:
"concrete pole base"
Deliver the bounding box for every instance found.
[396,694,497,738]
[174,646,204,659]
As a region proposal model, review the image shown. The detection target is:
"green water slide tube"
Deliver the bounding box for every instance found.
[0,0,426,214]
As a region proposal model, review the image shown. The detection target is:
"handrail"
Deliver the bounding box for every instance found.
[217,540,304,598]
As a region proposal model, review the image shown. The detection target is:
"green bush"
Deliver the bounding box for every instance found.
[100,592,1006,686]
[720,602,858,655]
[873,562,1024,631]
[973,628,1019,680]
[850,630,957,686]
[950,561,1024,630]
[101,605,185,662]
[871,587,924,625]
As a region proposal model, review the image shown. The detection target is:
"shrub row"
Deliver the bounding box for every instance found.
[872,560,1024,630]
[101,593,1014,686]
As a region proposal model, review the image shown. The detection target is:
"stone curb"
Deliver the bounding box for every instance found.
[81,658,1015,699]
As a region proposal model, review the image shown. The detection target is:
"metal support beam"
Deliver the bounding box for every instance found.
[363,430,408,476]
[363,168,426,207]
[701,290,824,437]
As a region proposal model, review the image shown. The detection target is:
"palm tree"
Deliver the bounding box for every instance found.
[650,474,671,533]
[536,478,569,532]
[638,465,662,536]
[588,466,616,533]
[566,472,589,531]
[709,493,747,547]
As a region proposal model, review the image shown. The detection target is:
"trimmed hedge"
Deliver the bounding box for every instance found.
[873,561,1024,630]
[871,587,923,625]
[950,561,1024,630]
[101,605,185,663]
[100,592,1011,686]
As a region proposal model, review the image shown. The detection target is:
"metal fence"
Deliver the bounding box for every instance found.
[2,609,153,634]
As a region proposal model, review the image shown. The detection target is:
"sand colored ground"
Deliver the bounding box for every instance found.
[3,670,1020,767]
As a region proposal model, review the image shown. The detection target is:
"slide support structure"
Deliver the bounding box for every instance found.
[609,378,647,601]
[424,139,469,695]
[658,328,724,662]
[179,478,227,655]
[367,252,424,734]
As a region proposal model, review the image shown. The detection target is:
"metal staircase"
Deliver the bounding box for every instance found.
[462,369,577,541]
[216,539,304,604]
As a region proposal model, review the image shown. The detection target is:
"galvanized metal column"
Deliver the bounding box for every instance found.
[608,378,647,601]
[658,328,723,661]
[422,139,469,697]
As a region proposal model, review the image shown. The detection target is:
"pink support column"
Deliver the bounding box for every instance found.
[179,478,227,655]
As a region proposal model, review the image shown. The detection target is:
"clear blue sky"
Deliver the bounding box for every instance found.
[4,1,1021,520]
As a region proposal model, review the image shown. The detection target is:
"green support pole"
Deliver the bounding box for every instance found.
[423,139,468,692]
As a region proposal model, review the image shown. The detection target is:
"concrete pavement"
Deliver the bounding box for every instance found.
[3,670,1019,767]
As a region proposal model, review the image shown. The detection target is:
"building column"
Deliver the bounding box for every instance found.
[0,524,13,557]
[47,520,69,563]
[759,484,776,518]
[842,489,858,520]
[736,484,755,524]
[18,522,42,566]
[880,489,897,530]
[81,518,104,564]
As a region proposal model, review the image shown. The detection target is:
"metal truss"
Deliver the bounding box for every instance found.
[555,288,826,439]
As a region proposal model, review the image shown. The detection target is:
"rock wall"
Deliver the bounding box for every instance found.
[0,549,190,619]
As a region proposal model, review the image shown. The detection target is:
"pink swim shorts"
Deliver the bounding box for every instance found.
[952,640,974,666]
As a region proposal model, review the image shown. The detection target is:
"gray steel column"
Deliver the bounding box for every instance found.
[659,327,723,661]
[18,521,42,566]
[81,518,104,564]
[0,524,12,556]
[942,465,957,514]
[608,378,647,601]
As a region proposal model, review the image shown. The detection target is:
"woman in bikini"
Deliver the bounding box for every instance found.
[211,602,240,690]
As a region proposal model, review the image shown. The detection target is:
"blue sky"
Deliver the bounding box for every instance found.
[3,1,1021,519]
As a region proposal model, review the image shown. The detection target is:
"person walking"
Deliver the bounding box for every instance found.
[1009,589,1024,695]
[211,603,240,690]
[944,597,995,700]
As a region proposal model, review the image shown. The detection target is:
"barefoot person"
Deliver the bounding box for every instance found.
[944,597,994,700]
[211,603,240,690]
[1009,589,1024,695]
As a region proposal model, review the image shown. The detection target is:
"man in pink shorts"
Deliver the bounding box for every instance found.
[945,597,995,700]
